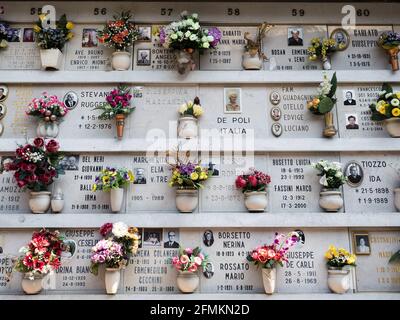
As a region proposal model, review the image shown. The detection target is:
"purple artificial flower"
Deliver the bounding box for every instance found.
[208,27,222,47]
[159,27,166,44]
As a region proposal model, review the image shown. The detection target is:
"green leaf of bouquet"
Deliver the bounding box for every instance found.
[371,113,387,121]
[382,83,393,94]
[389,250,400,263]
[328,72,337,98]
[318,96,334,114]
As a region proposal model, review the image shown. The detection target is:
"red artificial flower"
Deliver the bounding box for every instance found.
[46,140,59,153]
[21,162,30,172]
[248,175,258,187]
[49,169,56,177]
[17,180,27,188]
[27,163,37,172]
[235,176,247,188]
[50,257,61,270]
[33,137,44,148]
[26,174,38,183]
[23,254,34,268]
[100,222,113,236]
[16,148,24,157]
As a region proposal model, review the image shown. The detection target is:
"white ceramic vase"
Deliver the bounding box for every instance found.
[242,51,263,70]
[244,191,267,212]
[176,271,199,293]
[394,188,400,211]
[110,188,124,212]
[178,116,198,139]
[319,189,343,212]
[261,268,276,294]
[40,49,63,70]
[385,118,400,138]
[105,268,121,294]
[111,51,131,71]
[29,191,51,214]
[175,50,194,74]
[36,121,59,138]
[327,267,351,294]
[21,273,44,294]
[175,189,198,213]
[322,57,332,70]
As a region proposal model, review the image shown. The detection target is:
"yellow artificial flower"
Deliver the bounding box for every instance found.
[347,256,356,265]
[33,24,41,33]
[177,178,183,184]
[195,166,201,171]
[392,108,400,117]
[102,176,110,184]
[312,98,320,106]
[307,101,314,109]
[66,32,74,40]
[168,181,174,187]
[91,184,97,192]
[378,105,386,115]
[128,171,135,182]
[199,172,208,180]
[66,22,74,30]
[39,14,47,22]
[190,172,199,180]
[396,92,400,99]
[324,252,333,260]
[193,104,203,117]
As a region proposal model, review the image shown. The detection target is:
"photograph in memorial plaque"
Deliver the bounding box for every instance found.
[0,103,6,119]
[353,232,371,255]
[224,88,242,114]
[0,85,8,102]
[137,26,152,42]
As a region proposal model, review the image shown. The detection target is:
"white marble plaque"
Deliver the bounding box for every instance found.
[263,25,326,71]
[0,164,30,213]
[329,26,391,70]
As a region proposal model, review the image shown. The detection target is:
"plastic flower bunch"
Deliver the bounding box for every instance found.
[94,85,134,120]
[168,162,211,189]
[0,22,9,49]
[26,92,69,122]
[171,247,208,272]
[178,97,203,118]
[308,37,340,62]
[159,11,221,51]
[235,168,271,193]
[33,13,74,50]
[325,245,356,268]
[311,160,346,189]
[369,83,400,120]
[92,167,134,192]
[378,31,400,50]
[307,72,337,115]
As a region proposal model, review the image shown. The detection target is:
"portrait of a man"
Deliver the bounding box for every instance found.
[346,114,359,130]
[271,107,281,121]
[203,262,214,279]
[270,91,281,105]
[203,230,214,247]
[208,162,219,177]
[60,155,79,171]
[0,103,6,120]
[345,161,363,187]
[82,29,98,48]
[330,28,350,51]
[134,168,147,184]
[343,90,357,105]
[163,230,179,248]
[287,28,303,46]
[7,28,20,42]
[0,86,8,102]
[224,88,241,113]
[63,91,79,110]
[137,49,151,66]
[271,122,282,137]
[137,26,151,41]
[143,229,162,247]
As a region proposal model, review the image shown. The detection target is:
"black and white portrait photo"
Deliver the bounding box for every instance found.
[203,229,214,247]
[0,85,8,102]
[82,29,98,48]
[143,229,162,247]
[353,233,371,255]
[137,49,151,66]
[60,155,80,171]
[137,26,152,42]
[23,28,35,42]
[163,230,180,248]
[271,122,283,137]
[287,27,303,46]
[7,28,21,42]
[224,88,242,113]
[134,168,147,184]
[63,91,79,110]
[270,107,281,121]
[1,156,15,171]
[203,262,214,279]
[346,114,359,130]
[270,91,281,105]
[207,161,219,177]
[345,161,363,187]
[295,229,306,246]
[0,103,6,120]
[330,28,350,51]
[343,90,357,105]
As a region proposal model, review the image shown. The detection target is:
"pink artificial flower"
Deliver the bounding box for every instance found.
[194,257,202,266]
[185,248,193,255]
[180,255,189,264]
[188,264,198,272]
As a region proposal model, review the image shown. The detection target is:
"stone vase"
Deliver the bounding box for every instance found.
[40,48,63,70]
[261,268,276,294]
[176,271,199,293]
[322,57,332,70]
[323,112,337,137]
[21,273,44,294]
[36,121,59,138]
[29,191,51,214]
[244,191,267,212]
[327,267,351,294]
[178,115,198,139]
[105,268,121,294]
[111,51,131,71]
[242,50,263,70]
[394,188,400,211]
[175,188,198,213]
[175,49,195,74]
[319,189,343,212]
[384,118,400,137]
[110,188,124,212]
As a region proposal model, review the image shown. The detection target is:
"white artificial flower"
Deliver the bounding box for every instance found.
[192,22,200,30]
[178,103,188,114]
[170,33,178,40]
[378,90,387,96]
[335,171,343,178]
[187,100,193,108]
[207,35,214,42]
[177,31,183,38]
[192,13,198,19]
[186,18,194,26]
[185,31,191,38]
[189,34,198,41]
[203,42,210,48]
[319,175,328,187]
[112,222,128,238]
[391,98,400,107]
[385,93,393,99]
[201,36,208,42]
[193,104,203,117]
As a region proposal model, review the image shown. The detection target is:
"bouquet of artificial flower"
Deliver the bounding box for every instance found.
[97,11,139,51]
[92,167,134,192]
[0,22,9,49]
[171,247,208,272]
[168,162,212,189]
[308,38,343,62]
[325,245,356,268]
[247,232,299,268]
[178,97,203,118]
[369,83,400,121]
[94,85,134,120]
[235,168,271,193]
[378,31,400,50]
[159,11,221,52]
[26,92,69,122]
[307,72,337,115]
[13,228,64,279]
[4,138,63,191]
[33,13,74,50]
[311,160,346,189]
[90,222,140,275]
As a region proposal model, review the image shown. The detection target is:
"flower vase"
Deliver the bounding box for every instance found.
[176,271,199,293]
[105,268,121,294]
[322,111,337,137]
[40,49,63,70]
[37,121,59,138]
[21,273,44,294]
[394,188,400,211]
[111,51,131,71]
[387,47,399,71]
[261,268,276,294]
[384,118,400,137]
[178,115,198,139]
[242,49,263,70]
[244,191,267,212]
[322,57,332,70]
[51,193,64,213]
[319,188,343,212]
[110,188,124,212]
[175,49,195,74]
[115,114,125,139]
[327,267,351,294]
[175,188,198,213]
[29,191,51,214]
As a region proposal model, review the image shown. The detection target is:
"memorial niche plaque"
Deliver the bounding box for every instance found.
[263,25,326,71]
[199,26,257,70]
[199,228,350,293]
[342,152,399,213]
[200,155,267,212]
[0,24,41,70]
[329,26,390,70]
[64,24,114,71]
[267,86,334,138]
[269,153,341,213]
[355,230,400,292]
[56,153,128,213]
